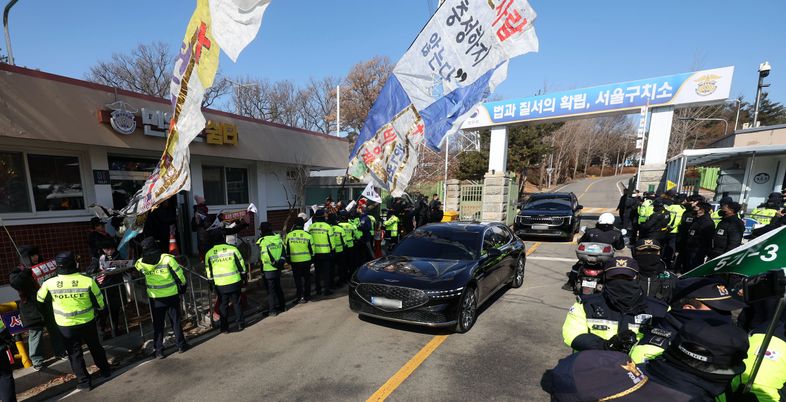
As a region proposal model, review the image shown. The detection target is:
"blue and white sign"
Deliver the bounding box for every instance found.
[462,66,734,129]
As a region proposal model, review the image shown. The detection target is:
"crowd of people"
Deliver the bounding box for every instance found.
[543,188,786,401]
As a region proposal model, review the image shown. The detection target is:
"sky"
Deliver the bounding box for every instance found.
[5,0,786,108]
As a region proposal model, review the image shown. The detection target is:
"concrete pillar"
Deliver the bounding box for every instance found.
[444,179,460,212]
[637,106,673,191]
[87,146,112,208]
[481,172,509,222]
[255,161,269,223]
[488,126,508,173]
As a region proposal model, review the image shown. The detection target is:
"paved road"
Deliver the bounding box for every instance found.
[48,176,628,402]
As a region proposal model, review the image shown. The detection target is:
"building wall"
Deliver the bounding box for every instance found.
[0,221,92,282]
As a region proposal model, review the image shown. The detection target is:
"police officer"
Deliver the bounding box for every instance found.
[328,213,347,286]
[338,211,359,276]
[638,198,671,245]
[0,318,17,402]
[135,237,189,358]
[285,218,313,303]
[257,222,286,316]
[636,192,655,228]
[663,191,685,265]
[205,233,246,333]
[37,251,111,390]
[357,206,374,263]
[673,194,704,272]
[562,257,668,353]
[734,319,786,401]
[640,320,749,401]
[309,209,335,296]
[383,209,400,251]
[751,192,782,225]
[710,196,733,226]
[679,202,715,272]
[708,201,745,260]
[632,239,676,302]
[629,277,744,363]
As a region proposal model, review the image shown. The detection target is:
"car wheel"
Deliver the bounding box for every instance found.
[455,285,478,333]
[510,256,525,288]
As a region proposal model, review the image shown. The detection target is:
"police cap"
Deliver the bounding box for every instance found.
[604,256,639,278]
[540,350,689,401]
[635,238,661,252]
[664,319,749,378]
[672,277,745,312]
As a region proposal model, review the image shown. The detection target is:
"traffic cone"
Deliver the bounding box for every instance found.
[168,226,180,255]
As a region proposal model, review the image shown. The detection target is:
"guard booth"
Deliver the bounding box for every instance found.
[665,144,786,212]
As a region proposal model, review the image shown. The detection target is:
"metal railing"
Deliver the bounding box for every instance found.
[459,183,483,221]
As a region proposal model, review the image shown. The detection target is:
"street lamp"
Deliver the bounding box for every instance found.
[3,0,20,65]
[732,99,742,132]
[752,61,772,127]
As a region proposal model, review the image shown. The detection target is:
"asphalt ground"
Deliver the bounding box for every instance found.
[46,175,629,402]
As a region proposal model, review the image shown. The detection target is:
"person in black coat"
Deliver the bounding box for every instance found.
[638,199,671,244]
[708,202,744,259]
[679,202,715,272]
[87,217,115,259]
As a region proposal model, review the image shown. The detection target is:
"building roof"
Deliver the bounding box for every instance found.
[668,143,786,166]
[0,63,349,169]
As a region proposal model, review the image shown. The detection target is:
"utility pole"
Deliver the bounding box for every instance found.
[336,85,340,137]
[752,62,771,127]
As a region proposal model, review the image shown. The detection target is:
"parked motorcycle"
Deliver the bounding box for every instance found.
[573,242,615,295]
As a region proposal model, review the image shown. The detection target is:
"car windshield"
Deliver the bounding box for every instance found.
[392,227,479,260]
[523,198,572,211]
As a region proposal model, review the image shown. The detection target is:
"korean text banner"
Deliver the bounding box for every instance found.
[348,0,539,196]
[462,66,734,129]
[683,225,786,278]
[122,0,269,220]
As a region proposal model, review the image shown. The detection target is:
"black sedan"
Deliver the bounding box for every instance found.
[349,222,526,333]
[514,192,582,241]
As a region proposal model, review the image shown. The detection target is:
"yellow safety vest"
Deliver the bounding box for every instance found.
[384,215,400,238]
[732,333,786,401]
[637,200,654,224]
[205,244,245,286]
[309,222,334,255]
[285,230,313,263]
[665,204,685,233]
[37,273,105,327]
[257,235,284,272]
[331,225,346,253]
[135,254,186,298]
[338,222,356,248]
[750,208,777,225]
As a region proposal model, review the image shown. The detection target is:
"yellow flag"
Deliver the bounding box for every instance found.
[666,180,677,190]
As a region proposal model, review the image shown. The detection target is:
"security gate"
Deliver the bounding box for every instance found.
[459,183,483,221]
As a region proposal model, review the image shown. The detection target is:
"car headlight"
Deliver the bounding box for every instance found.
[425,287,464,299]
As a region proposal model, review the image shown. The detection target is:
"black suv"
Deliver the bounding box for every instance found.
[514,192,582,241]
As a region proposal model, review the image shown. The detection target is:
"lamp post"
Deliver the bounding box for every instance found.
[3,0,20,65]
[752,61,772,127]
[732,99,742,132]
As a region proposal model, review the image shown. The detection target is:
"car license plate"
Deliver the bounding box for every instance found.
[582,280,597,289]
[371,297,403,309]
[531,224,548,230]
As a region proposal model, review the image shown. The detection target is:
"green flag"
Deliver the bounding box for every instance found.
[683,226,786,278]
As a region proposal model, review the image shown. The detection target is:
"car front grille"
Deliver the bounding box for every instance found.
[350,297,454,324]
[355,283,429,310]
[517,215,566,225]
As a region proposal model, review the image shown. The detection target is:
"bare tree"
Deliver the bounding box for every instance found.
[301,76,340,135]
[341,56,394,135]
[86,41,231,109]
[273,160,310,233]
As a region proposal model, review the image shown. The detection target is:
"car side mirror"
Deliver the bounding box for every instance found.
[485,248,502,258]
[576,205,584,210]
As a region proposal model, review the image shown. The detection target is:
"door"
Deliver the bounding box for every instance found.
[478,229,502,299]
[489,224,515,287]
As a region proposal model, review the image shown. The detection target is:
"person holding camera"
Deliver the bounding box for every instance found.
[562,257,668,353]
[135,237,189,358]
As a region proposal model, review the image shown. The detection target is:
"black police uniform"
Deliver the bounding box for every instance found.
[708,214,745,259]
[578,225,625,250]
[634,253,676,302]
[681,213,715,271]
[638,207,671,244]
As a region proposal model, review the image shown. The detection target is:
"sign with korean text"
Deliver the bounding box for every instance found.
[1,311,26,335]
[462,66,734,129]
[349,0,539,196]
[30,260,58,285]
[99,107,239,145]
[684,225,786,278]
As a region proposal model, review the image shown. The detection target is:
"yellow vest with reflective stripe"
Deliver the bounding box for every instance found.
[135,254,185,298]
[205,244,245,286]
[285,230,313,263]
[309,222,333,255]
[733,333,786,401]
[637,200,654,224]
[665,204,684,233]
[369,215,377,230]
[384,215,399,237]
[331,225,345,253]
[37,273,104,327]
[338,223,355,247]
[257,235,284,272]
[751,208,777,225]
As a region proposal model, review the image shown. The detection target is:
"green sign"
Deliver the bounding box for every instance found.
[684,226,786,278]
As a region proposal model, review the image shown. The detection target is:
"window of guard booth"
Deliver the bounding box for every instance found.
[0,151,32,213]
[26,154,85,211]
[108,156,157,210]
[202,166,226,205]
[225,167,249,205]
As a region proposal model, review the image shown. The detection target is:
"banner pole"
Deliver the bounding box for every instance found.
[744,295,786,393]
[0,218,24,262]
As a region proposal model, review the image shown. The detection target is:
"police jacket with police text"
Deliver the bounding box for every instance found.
[677,211,696,246]
[579,226,624,250]
[562,293,668,351]
[685,214,715,251]
[709,215,745,259]
[639,209,671,242]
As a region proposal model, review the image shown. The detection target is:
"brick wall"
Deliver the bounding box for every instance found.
[266,209,297,232]
[0,221,93,284]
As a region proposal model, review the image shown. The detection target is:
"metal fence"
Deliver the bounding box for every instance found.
[459,183,483,221]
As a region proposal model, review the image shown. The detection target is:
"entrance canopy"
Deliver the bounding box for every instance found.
[670,144,786,167]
